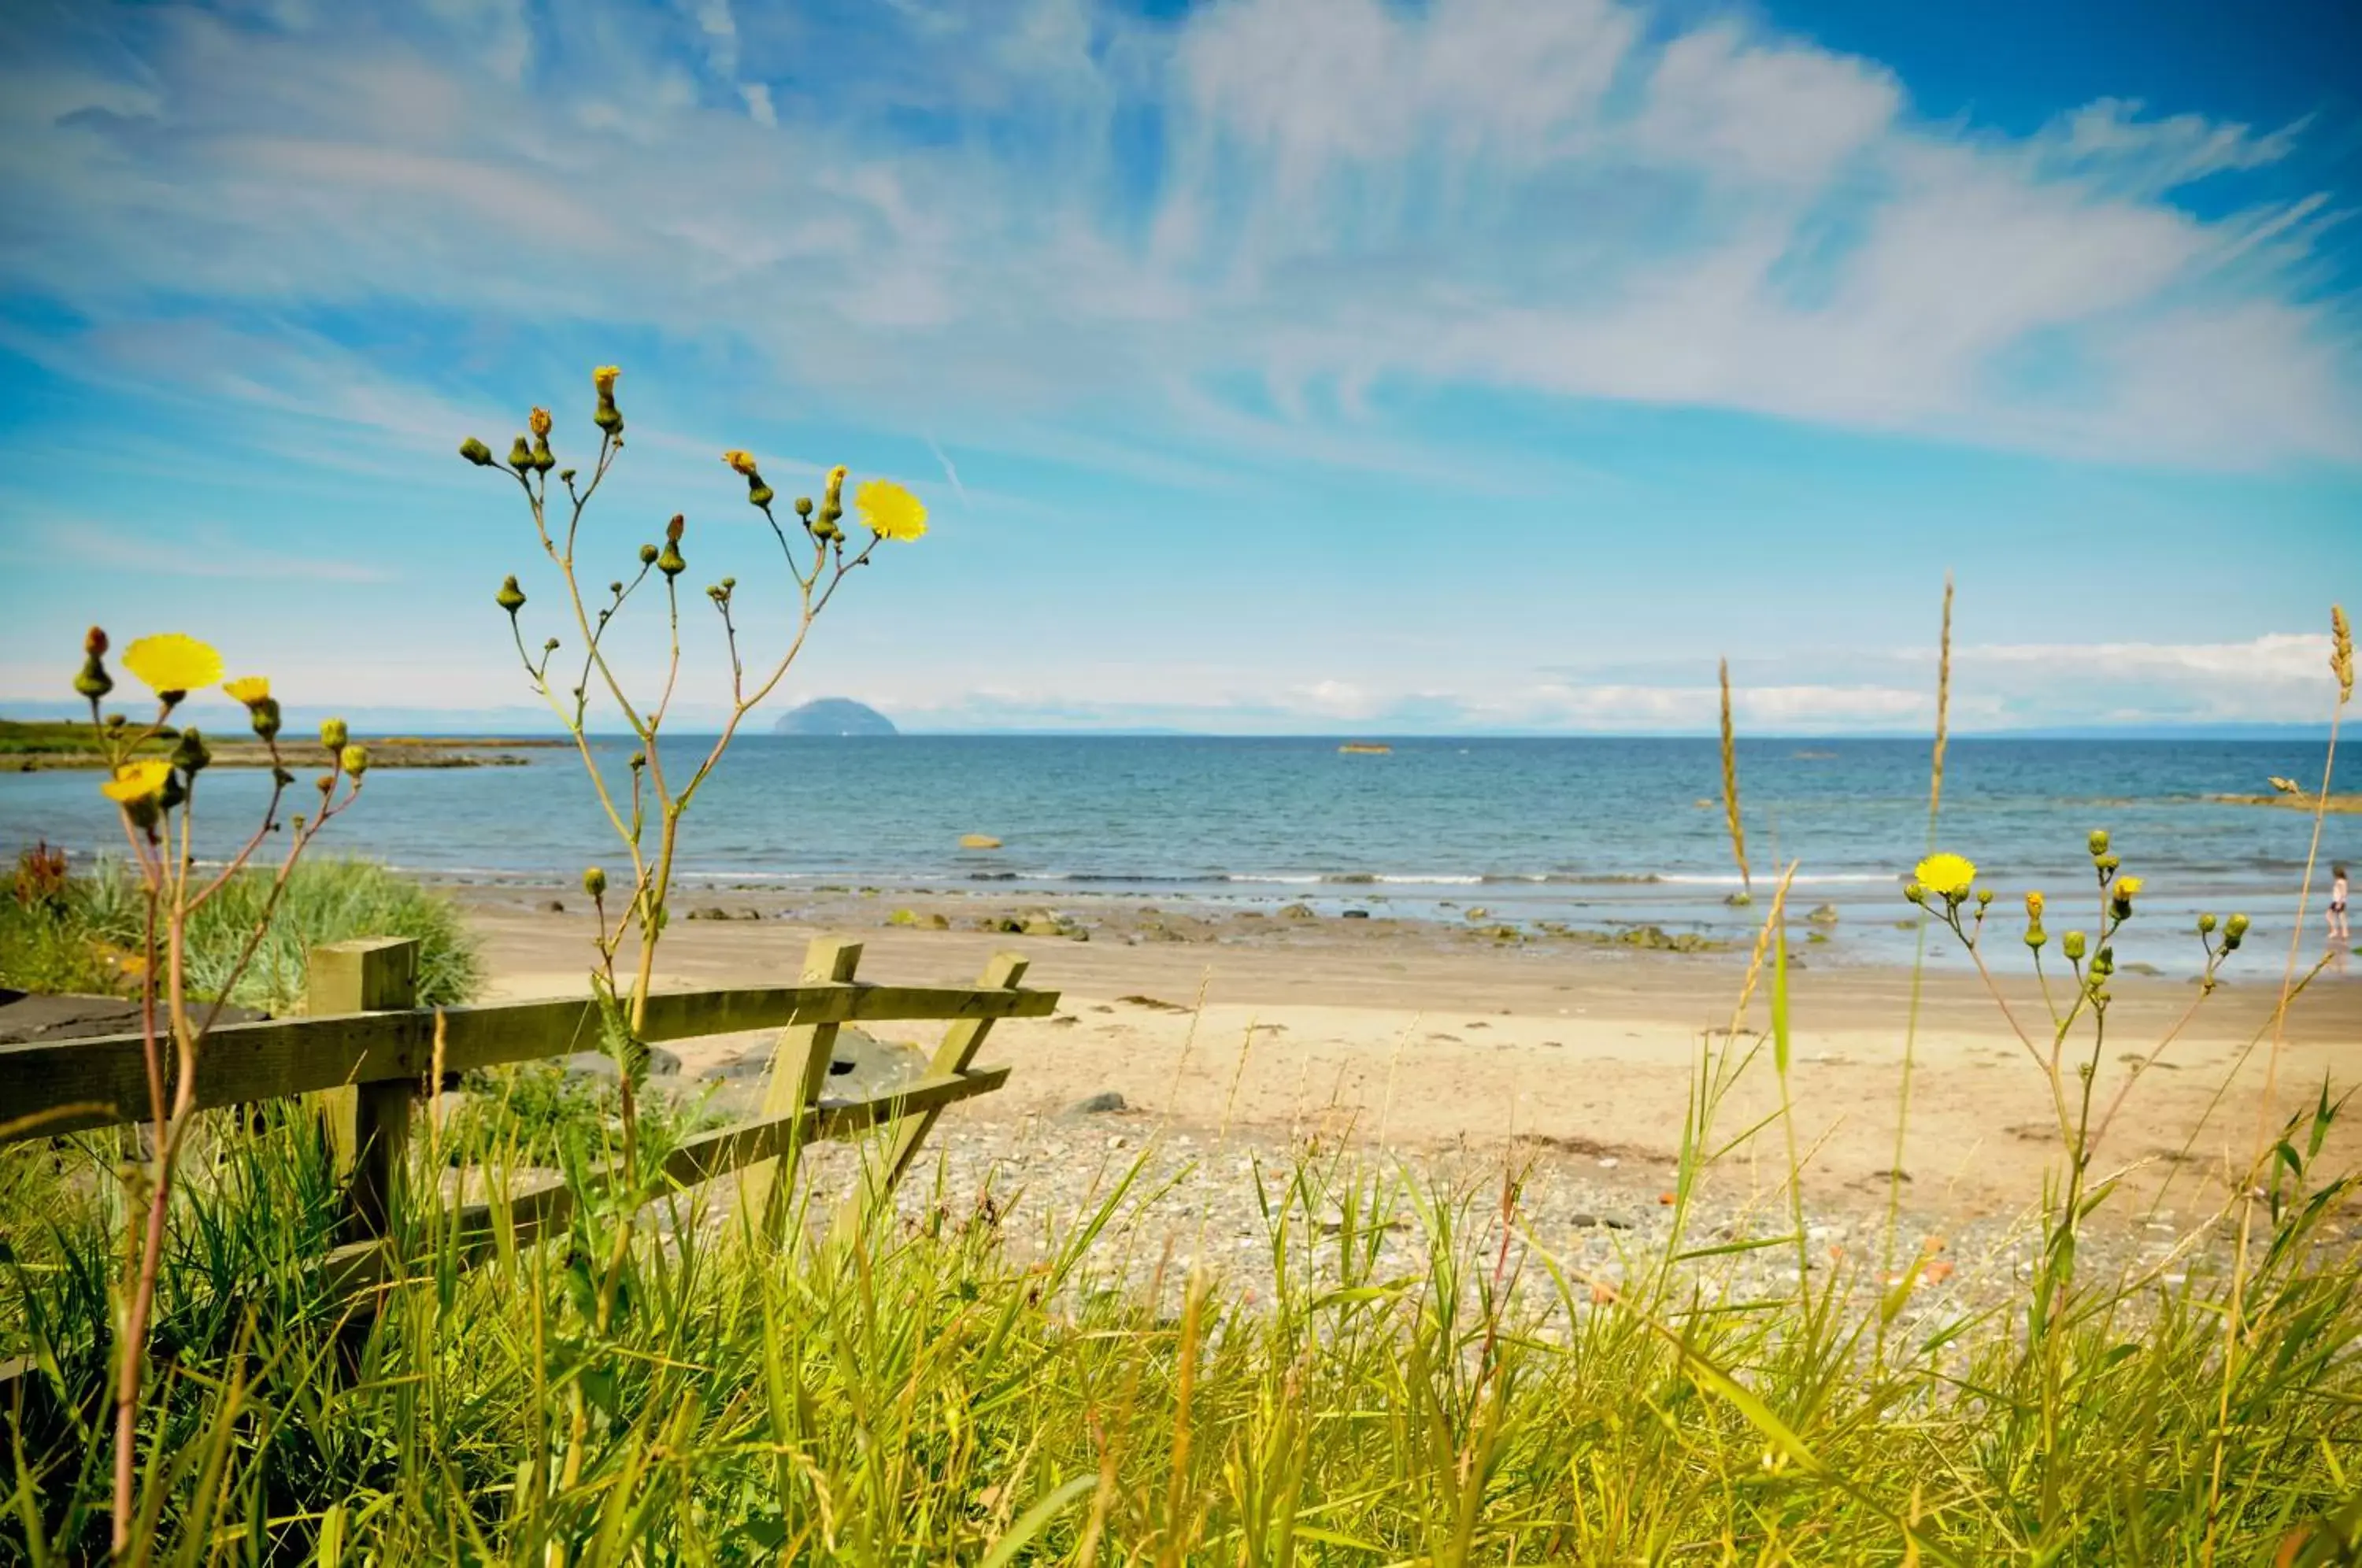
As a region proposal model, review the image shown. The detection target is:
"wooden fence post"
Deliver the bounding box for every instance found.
[833,949,1027,1245]
[739,937,863,1242]
[307,937,420,1241]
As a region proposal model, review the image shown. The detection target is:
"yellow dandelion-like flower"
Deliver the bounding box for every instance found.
[855,479,927,542]
[100,760,173,804]
[1913,852,1977,899]
[592,365,620,397]
[122,634,224,696]
[223,675,271,706]
[722,449,760,476]
[2116,875,2143,898]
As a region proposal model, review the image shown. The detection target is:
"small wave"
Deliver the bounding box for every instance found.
[1657,872,1903,887]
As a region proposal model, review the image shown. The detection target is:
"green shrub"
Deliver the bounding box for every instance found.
[0,856,480,1011]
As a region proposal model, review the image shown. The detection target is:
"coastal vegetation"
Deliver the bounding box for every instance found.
[1,717,561,771]
[0,852,480,1014]
[2,372,2356,1560]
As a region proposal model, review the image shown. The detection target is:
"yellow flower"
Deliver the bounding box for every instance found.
[2116,875,2143,898]
[530,405,553,438]
[855,478,927,542]
[2025,890,2045,920]
[722,449,760,476]
[1913,852,1977,900]
[223,675,271,706]
[592,365,620,397]
[100,760,173,803]
[122,634,224,696]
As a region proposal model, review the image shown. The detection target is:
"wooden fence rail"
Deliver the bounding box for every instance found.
[0,934,1053,1315]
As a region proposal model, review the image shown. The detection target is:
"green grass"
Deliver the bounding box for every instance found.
[0,718,176,757]
[2,1084,2355,1565]
[0,856,481,1012]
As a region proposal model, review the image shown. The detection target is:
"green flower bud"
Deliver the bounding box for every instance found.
[496,575,527,614]
[1902,882,1926,906]
[508,435,533,472]
[594,404,623,434]
[750,483,775,508]
[74,653,113,701]
[2062,930,2087,962]
[583,866,608,899]
[2223,913,2249,950]
[2088,830,2110,857]
[2025,923,2046,949]
[2090,945,2114,976]
[2095,854,2120,875]
[250,696,282,741]
[560,468,578,484]
[658,545,686,579]
[531,439,556,473]
[794,497,813,519]
[639,543,660,564]
[459,436,494,466]
[340,743,369,778]
[170,727,211,775]
[628,751,646,771]
[271,765,294,787]
[1976,888,1994,908]
[2197,912,2218,934]
[609,580,624,596]
[720,576,736,590]
[320,718,348,751]
[544,637,560,652]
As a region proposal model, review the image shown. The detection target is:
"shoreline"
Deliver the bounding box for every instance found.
[448,876,2362,1231]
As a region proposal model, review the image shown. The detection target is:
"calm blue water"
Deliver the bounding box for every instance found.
[3,737,2349,968]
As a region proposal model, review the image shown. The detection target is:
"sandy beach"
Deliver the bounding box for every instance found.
[450,880,2362,1233]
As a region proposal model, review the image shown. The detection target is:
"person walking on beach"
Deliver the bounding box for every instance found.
[2331,864,2350,945]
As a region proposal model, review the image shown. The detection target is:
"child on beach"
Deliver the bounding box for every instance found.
[2332,864,2350,945]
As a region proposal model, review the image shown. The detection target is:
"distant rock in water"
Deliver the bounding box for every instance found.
[770,698,897,737]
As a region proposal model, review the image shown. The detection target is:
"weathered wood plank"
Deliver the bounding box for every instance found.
[739,937,863,1243]
[843,952,1031,1241]
[322,1065,1011,1291]
[1,982,1056,1141]
[308,939,421,1241]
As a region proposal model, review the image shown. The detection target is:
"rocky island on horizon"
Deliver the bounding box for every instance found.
[769,697,898,737]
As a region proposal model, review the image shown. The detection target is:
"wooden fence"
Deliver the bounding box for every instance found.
[1,934,1056,1300]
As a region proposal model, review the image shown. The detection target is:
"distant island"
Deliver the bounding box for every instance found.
[771,698,898,737]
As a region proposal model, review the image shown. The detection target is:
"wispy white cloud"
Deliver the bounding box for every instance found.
[20,517,396,585]
[0,0,2350,475]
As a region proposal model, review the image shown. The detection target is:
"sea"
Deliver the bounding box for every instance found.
[2,736,2350,974]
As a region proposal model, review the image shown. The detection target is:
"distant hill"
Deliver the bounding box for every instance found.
[770,698,898,737]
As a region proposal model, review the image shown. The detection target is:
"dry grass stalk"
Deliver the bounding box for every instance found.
[1928,572,1953,829]
[1718,658,1750,897]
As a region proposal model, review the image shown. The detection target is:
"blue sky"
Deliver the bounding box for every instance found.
[0,0,2356,735]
